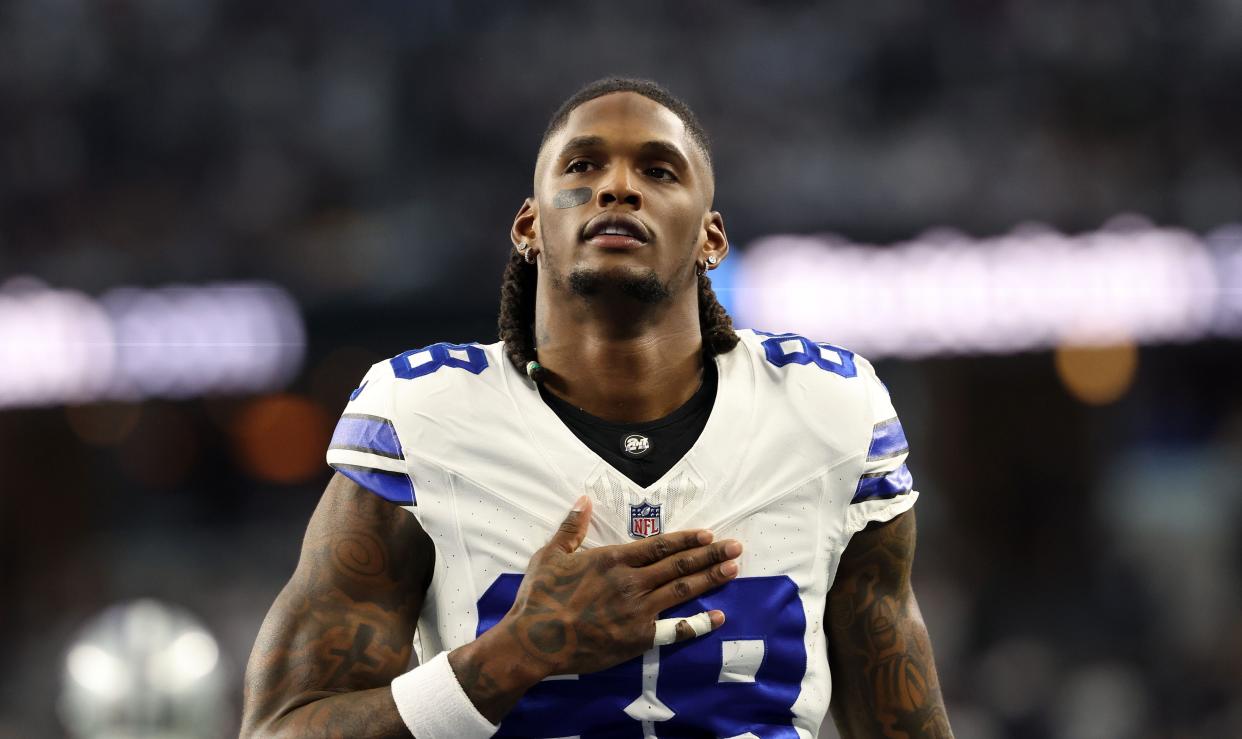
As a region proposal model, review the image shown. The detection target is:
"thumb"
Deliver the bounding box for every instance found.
[549,495,592,553]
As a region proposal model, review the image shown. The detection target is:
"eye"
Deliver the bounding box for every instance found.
[565,160,596,174]
[645,167,678,182]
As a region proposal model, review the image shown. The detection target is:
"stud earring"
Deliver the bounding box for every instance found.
[707,255,719,266]
[517,241,537,264]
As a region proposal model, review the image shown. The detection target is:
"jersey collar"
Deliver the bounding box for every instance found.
[504,344,757,521]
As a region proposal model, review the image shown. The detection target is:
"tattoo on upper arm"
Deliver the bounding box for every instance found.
[827,512,953,738]
[242,476,433,737]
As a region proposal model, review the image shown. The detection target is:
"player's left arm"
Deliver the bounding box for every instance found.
[826,510,953,738]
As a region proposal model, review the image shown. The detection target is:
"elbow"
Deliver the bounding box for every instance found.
[240,691,332,739]
[239,695,294,739]
[241,710,304,739]
[239,709,279,739]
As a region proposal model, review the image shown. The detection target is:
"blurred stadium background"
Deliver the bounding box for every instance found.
[2,1,1241,737]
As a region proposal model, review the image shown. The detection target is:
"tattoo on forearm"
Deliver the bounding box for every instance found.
[241,476,433,738]
[828,512,953,738]
[326,624,381,684]
[449,644,515,719]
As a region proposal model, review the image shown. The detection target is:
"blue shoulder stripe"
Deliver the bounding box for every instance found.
[852,464,913,504]
[329,413,404,460]
[867,417,909,461]
[332,463,416,505]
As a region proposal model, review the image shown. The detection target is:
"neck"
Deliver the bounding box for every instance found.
[533,281,705,423]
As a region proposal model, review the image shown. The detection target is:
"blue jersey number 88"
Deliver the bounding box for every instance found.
[756,331,856,379]
[475,575,808,738]
[389,342,489,379]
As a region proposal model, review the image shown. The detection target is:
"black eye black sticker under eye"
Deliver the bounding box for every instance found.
[553,187,592,209]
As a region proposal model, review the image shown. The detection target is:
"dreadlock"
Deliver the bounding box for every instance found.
[498,77,740,382]
[696,272,741,357]
[498,249,550,382]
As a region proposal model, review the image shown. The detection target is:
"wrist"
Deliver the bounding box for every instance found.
[448,620,551,722]
[390,651,498,739]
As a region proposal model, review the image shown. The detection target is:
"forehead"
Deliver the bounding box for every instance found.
[540,92,701,174]
[561,92,688,144]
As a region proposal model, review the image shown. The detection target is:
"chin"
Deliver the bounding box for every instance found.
[566,265,671,304]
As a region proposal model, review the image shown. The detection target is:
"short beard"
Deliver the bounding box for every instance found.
[566,267,671,305]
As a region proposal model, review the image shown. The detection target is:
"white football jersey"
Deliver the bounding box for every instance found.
[326,329,918,739]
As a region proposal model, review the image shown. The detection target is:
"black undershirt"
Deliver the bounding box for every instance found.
[538,360,718,488]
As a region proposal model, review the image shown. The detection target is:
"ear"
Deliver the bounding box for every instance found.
[700,210,729,268]
[511,197,538,248]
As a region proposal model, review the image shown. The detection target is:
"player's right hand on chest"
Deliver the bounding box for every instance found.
[498,495,742,676]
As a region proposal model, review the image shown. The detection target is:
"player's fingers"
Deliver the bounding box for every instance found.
[636,539,742,588]
[652,610,725,646]
[547,496,592,554]
[646,559,739,613]
[617,528,714,567]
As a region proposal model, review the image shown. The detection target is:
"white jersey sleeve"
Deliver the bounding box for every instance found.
[324,360,416,506]
[844,355,919,534]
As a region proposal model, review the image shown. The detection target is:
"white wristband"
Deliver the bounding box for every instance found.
[390,651,499,739]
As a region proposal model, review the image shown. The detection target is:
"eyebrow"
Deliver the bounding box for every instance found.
[557,135,606,160]
[556,135,692,173]
[637,140,691,172]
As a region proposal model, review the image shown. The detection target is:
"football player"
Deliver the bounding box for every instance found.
[243,77,953,738]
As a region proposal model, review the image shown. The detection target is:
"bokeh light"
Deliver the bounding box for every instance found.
[736,219,1229,358]
[66,644,129,701]
[0,280,304,409]
[59,599,226,739]
[231,394,332,485]
[1054,341,1139,405]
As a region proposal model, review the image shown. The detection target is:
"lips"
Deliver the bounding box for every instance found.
[581,213,651,246]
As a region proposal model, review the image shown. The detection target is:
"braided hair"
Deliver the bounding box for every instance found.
[497,249,549,382]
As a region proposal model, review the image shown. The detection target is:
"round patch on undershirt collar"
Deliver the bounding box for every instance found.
[622,433,651,457]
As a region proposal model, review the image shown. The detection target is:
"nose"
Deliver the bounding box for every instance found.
[596,166,642,209]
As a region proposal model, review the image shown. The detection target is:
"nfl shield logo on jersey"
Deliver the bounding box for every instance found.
[630,500,662,539]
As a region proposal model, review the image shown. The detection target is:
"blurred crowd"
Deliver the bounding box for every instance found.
[5,0,1241,302]
[2,1,1241,737]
